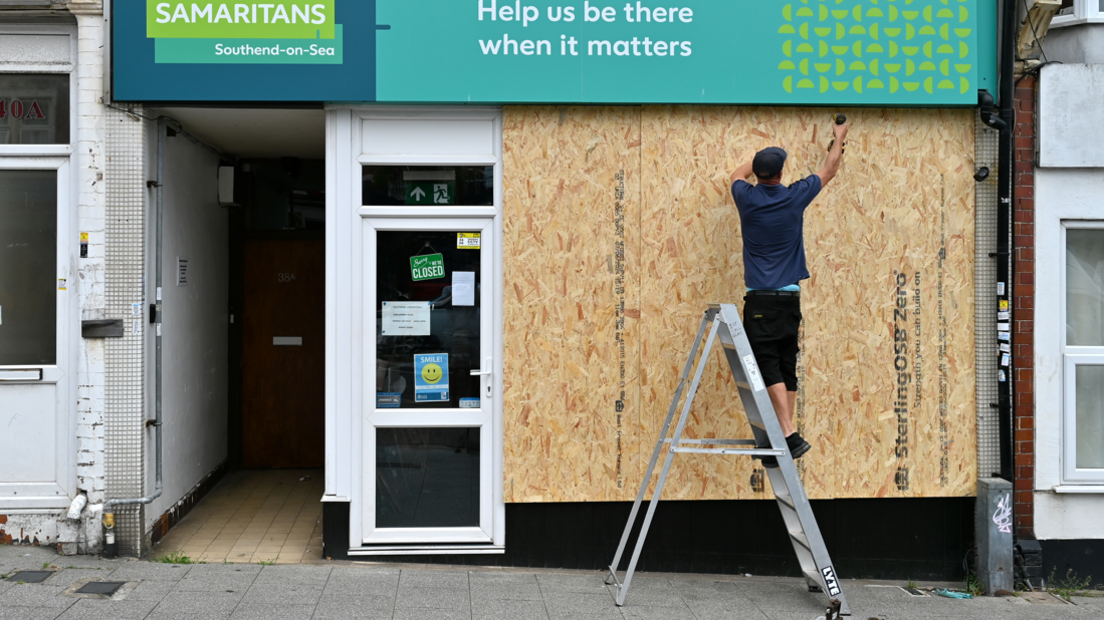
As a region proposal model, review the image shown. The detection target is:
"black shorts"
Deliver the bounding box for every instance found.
[742,294,802,392]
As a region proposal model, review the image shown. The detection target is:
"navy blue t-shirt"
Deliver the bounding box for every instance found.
[731,175,822,289]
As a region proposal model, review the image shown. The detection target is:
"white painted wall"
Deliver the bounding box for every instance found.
[72,10,107,553]
[1038,64,1104,167]
[1045,24,1104,64]
[1034,167,1104,539]
[144,127,229,531]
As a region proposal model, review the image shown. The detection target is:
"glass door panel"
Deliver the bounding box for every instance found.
[375,230,482,409]
[0,170,57,365]
[364,217,495,544]
[376,427,480,528]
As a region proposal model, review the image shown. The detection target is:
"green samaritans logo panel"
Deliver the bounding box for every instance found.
[778,0,977,98]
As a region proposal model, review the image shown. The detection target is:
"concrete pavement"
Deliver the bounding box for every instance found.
[2,545,1102,619]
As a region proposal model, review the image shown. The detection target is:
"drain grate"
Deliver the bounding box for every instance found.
[75,582,126,596]
[5,571,53,584]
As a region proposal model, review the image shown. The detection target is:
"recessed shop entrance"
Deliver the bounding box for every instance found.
[144,108,330,562]
[232,159,327,469]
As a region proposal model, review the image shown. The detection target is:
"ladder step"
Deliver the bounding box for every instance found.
[790,531,812,551]
[672,447,784,456]
[803,570,825,592]
[775,494,796,512]
[662,438,758,446]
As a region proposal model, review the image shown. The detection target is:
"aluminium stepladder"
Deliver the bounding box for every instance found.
[605,303,849,615]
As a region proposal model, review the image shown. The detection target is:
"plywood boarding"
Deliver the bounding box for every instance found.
[502,107,643,502]
[503,106,977,502]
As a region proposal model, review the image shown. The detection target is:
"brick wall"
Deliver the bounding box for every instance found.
[1013,75,1036,537]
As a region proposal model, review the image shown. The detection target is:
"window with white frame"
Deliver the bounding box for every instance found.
[1063,223,1104,482]
[1053,0,1104,26]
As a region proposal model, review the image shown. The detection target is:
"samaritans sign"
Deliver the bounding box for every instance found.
[112,0,997,104]
[146,2,341,63]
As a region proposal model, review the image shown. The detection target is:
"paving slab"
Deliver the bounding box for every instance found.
[239,583,325,606]
[536,573,612,594]
[120,579,176,601]
[54,599,159,620]
[398,569,471,590]
[311,595,395,620]
[0,584,77,609]
[42,569,110,589]
[544,591,623,616]
[471,580,543,602]
[620,606,699,620]
[392,608,473,620]
[322,567,400,597]
[147,590,244,618]
[227,603,316,620]
[469,598,550,619]
[105,562,192,582]
[0,607,64,620]
[394,585,472,609]
[252,565,332,586]
[173,565,259,592]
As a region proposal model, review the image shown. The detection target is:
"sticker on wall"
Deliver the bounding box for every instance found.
[997,310,1010,321]
[132,303,142,317]
[410,253,445,281]
[57,278,67,291]
[377,392,402,408]
[1000,343,1011,353]
[999,300,1009,310]
[80,232,89,258]
[998,370,1007,382]
[997,331,1010,342]
[452,272,475,307]
[460,398,480,409]
[381,301,431,335]
[997,282,1005,296]
[457,233,480,249]
[177,257,190,286]
[414,353,449,402]
[997,323,1010,331]
[1001,353,1010,367]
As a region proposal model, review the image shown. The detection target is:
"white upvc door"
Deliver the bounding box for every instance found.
[361,216,497,544]
[0,157,75,510]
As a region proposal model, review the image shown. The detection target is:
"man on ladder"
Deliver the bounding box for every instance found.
[729,118,849,467]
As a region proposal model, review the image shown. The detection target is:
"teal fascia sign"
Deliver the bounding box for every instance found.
[112,0,997,104]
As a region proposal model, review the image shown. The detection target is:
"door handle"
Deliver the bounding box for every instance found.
[470,358,492,399]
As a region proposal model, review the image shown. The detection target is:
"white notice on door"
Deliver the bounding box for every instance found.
[381,301,431,336]
[453,272,475,306]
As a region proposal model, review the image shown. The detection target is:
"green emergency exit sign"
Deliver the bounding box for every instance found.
[405,181,455,205]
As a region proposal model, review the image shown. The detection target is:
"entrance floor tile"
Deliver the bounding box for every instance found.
[150,469,325,565]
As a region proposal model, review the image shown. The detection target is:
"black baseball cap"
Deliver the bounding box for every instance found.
[753,147,787,178]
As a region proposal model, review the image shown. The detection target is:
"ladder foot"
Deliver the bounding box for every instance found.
[808,585,823,593]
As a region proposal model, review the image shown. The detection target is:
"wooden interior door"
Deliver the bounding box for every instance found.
[242,238,324,468]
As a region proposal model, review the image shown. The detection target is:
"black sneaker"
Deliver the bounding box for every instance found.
[786,432,812,459]
[760,455,779,468]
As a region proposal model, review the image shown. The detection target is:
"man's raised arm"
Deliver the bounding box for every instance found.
[815,121,849,187]
[731,160,754,185]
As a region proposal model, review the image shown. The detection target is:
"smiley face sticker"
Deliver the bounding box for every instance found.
[421,363,443,384]
[413,353,449,402]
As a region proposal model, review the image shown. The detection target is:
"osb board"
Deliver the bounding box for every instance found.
[502,107,643,502]
[503,106,977,502]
